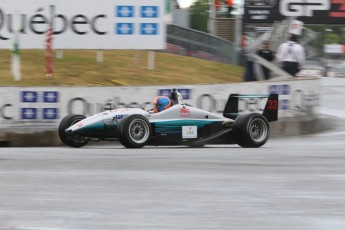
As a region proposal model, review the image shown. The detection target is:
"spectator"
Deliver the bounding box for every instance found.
[276,34,305,77]
[243,53,256,81]
[256,40,274,80]
[240,33,247,48]
[225,0,233,17]
[214,0,222,10]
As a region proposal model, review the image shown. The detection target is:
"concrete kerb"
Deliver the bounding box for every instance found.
[0,126,61,147]
[270,115,337,137]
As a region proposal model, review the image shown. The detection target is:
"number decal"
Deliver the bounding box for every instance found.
[268,100,278,110]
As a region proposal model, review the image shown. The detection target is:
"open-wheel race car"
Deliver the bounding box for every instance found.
[58,89,278,148]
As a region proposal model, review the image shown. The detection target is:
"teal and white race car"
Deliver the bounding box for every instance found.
[58,89,278,148]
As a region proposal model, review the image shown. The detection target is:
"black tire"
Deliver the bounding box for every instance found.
[117,114,152,148]
[231,113,270,148]
[58,114,89,148]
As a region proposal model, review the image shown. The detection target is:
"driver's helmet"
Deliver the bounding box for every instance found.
[153,96,171,113]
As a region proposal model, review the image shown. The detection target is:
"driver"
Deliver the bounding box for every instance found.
[153,96,171,113]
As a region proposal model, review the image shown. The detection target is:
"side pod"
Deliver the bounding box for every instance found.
[223,94,279,122]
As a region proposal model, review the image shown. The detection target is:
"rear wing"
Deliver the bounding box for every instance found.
[223,94,279,122]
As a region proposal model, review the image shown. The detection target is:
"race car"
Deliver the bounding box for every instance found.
[58,89,278,148]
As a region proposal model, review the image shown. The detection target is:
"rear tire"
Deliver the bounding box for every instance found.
[58,114,89,148]
[231,113,269,148]
[117,114,152,148]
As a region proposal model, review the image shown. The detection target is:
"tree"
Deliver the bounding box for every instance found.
[190,0,209,33]
[325,33,340,44]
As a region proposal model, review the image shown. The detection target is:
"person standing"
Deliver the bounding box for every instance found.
[276,34,305,77]
[225,0,233,17]
[256,40,274,80]
[243,53,256,81]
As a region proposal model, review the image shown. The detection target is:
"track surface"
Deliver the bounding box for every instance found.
[1,132,345,230]
[1,78,345,230]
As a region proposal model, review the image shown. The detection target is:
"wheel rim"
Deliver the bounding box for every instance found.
[128,118,150,144]
[249,118,268,143]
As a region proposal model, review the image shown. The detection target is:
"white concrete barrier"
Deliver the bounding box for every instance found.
[0,77,322,146]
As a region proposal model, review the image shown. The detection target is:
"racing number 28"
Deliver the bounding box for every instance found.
[268,99,278,110]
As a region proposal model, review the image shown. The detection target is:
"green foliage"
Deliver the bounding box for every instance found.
[325,33,340,44]
[305,25,344,45]
[0,50,243,86]
[304,25,345,58]
[190,0,209,33]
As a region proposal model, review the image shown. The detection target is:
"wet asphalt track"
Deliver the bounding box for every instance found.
[1,131,345,230]
[1,77,345,230]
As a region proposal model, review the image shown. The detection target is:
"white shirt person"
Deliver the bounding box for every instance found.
[276,34,306,77]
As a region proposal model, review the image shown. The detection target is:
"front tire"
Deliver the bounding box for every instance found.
[117,115,152,148]
[231,113,270,148]
[58,114,89,148]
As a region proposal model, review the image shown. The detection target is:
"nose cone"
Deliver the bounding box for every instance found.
[65,112,107,136]
[65,122,84,135]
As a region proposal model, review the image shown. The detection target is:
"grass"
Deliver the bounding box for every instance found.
[0,50,244,86]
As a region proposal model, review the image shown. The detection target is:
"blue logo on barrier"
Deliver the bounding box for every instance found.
[141,6,159,18]
[116,23,134,35]
[280,99,290,110]
[159,89,172,97]
[43,108,59,119]
[21,91,38,103]
[140,23,158,35]
[43,91,59,103]
[268,84,290,95]
[19,91,60,120]
[116,6,134,17]
[21,108,37,119]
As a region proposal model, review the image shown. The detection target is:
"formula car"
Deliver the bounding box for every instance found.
[58,89,278,148]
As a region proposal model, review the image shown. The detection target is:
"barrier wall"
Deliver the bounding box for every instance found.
[0,77,323,147]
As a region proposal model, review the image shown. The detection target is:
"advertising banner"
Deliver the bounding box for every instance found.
[324,44,345,54]
[243,0,345,24]
[288,20,304,35]
[0,80,321,128]
[0,0,165,49]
